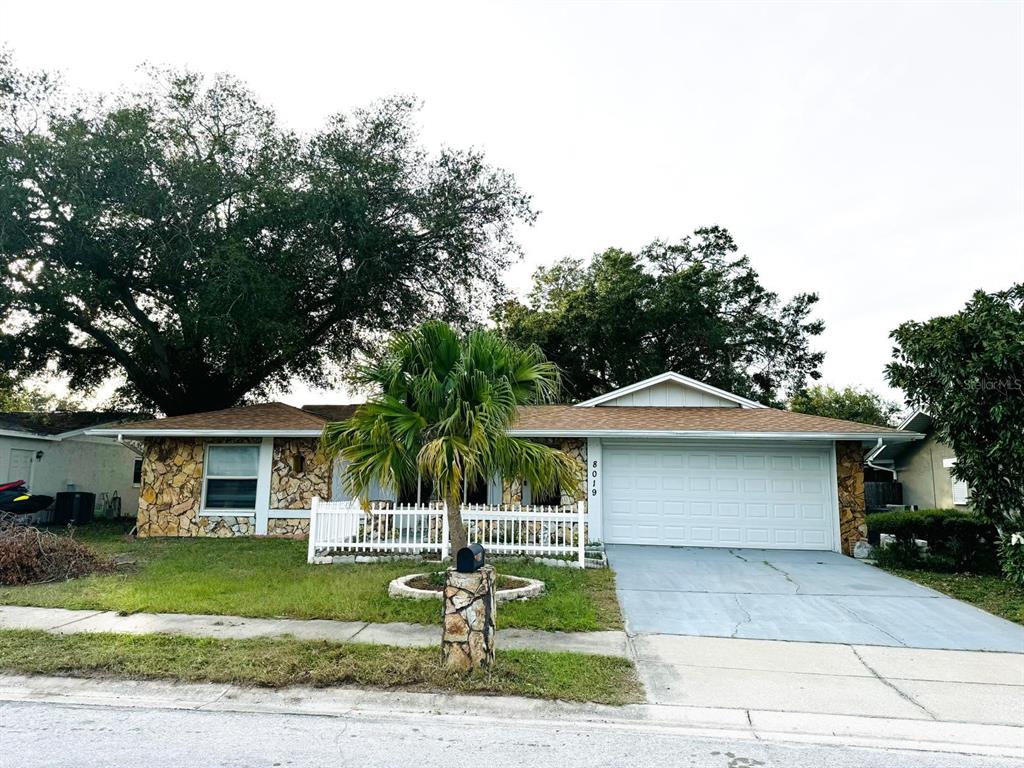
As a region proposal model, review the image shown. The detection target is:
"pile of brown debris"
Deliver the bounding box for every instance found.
[0,516,113,586]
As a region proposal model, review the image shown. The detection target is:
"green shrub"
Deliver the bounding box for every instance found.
[868,509,999,573]
[872,538,925,570]
[998,532,1024,586]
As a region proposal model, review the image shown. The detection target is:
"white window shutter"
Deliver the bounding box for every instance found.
[487,472,503,505]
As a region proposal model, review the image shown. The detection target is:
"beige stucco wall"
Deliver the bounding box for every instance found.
[0,434,141,518]
[897,433,959,509]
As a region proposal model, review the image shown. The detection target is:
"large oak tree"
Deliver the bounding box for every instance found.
[0,53,534,414]
[493,227,824,405]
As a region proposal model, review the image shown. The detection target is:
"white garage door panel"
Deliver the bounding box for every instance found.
[603,443,836,550]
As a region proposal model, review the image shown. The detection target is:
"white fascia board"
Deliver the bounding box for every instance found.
[51,422,130,440]
[574,371,768,409]
[0,429,61,441]
[1,420,148,442]
[508,428,925,442]
[86,428,324,438]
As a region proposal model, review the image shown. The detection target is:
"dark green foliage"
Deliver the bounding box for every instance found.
[998,533,1024,586]
[788,384,900,427]
[492,227,824,404]
[872,538,928,571]
[868,509,1000,573]
[886,285,1024,528]
[0,52,533,414]
[320,321,580,552]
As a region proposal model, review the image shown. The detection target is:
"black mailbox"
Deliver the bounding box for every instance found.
[456,543,486,573]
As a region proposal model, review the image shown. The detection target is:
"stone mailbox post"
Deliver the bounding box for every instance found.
[441,564,496,671]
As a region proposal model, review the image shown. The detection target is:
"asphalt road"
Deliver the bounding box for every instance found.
[1,700,1018,768]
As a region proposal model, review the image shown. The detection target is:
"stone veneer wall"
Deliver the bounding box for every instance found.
[270,438,331,510]
[501,438,587,507]
[836,441,867,555]
[137,438,257,537]
[137,436,329,538]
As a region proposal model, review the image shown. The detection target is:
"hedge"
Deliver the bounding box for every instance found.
[867,509,999,573]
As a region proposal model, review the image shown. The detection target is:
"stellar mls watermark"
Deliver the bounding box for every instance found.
[972,377,1023,393]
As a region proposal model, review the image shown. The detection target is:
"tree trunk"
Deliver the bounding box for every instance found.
[445,493,468,553]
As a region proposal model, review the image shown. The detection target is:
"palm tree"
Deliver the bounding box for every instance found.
[321,321,580,552]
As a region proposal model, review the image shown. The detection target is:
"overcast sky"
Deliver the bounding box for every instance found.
[5,0,1021,408]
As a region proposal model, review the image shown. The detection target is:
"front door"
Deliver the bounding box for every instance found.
[8,449,35,489]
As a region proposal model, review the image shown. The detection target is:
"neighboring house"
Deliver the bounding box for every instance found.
[865,410,969,510]
[89,372,922,554]
[0,411,147,519]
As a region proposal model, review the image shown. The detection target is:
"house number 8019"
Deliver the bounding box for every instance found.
[591,460,599,496]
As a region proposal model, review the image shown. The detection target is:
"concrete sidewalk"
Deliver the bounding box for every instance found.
[634,633,1024,727]
[0,604,629,657]
[4,604,1022,731]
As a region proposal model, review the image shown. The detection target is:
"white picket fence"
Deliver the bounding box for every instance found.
[307,497,588,567]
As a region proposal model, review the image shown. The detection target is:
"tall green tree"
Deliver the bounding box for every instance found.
[789,384,900,427]
[321,321,580,552]
[493,227,824,405]
[0,372,81,411]
[0,52,534,415]
[886,285,1024,531]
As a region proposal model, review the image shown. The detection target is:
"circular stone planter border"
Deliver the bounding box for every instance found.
[388,572,545,603]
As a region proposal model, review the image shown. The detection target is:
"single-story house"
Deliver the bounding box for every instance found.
[89,372,922,555]
[0,411,147,519]
[865,410,969,509]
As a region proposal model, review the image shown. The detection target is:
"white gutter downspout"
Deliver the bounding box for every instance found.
[865,437,898,479]
[116,433,146,458]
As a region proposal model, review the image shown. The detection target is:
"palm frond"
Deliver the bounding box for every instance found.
[320,320,570,506]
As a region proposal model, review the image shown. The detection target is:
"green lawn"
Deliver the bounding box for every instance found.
[887,568,1024,626]
[0,523,622,632]
[0,629,642,705]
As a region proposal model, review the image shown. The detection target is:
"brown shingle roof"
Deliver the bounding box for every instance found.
[99,402,906,437]
[300,404,360,421]
[111,402,329,432]
[511,406,905,434]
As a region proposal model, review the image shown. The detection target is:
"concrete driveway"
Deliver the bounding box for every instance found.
[607,544,1024,652]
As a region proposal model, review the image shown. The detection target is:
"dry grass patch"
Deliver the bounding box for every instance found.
[0,629,643,705]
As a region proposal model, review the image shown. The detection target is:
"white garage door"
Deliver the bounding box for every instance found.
[603,442,836,550]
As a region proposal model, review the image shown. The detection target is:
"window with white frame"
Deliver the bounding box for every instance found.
[132,458,143,487]
[943,457,970,506]
[202,445,260,512]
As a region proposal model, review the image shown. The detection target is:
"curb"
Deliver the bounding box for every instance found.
[0,674,1020,759]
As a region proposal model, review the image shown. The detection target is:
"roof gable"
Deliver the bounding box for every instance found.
[575,372,766,409]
